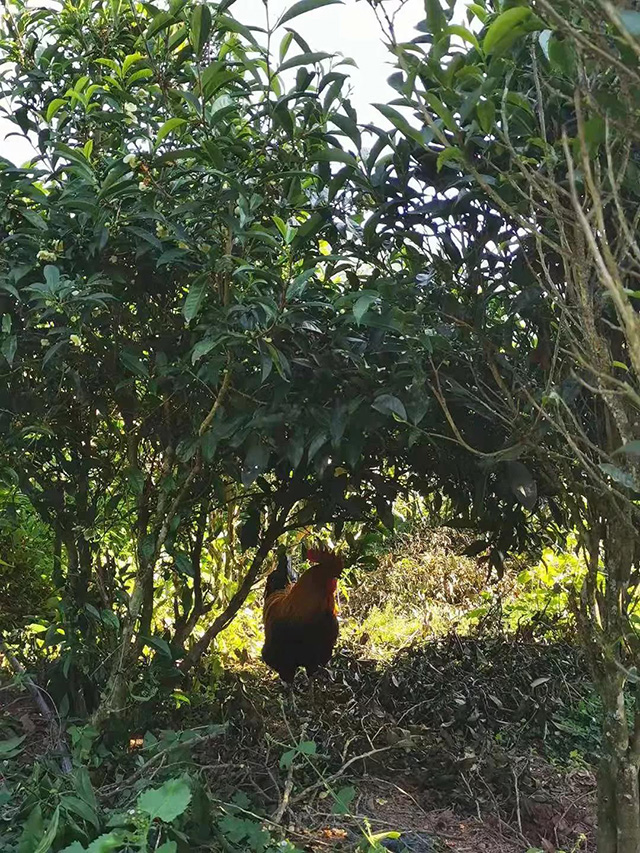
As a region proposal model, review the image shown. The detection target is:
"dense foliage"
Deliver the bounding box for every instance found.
[3,0,640,849]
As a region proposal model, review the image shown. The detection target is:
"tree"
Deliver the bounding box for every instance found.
[0,0,441,724]
[360,0,640,849]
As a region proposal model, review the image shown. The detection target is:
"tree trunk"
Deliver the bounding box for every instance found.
[616,760,640,853]
[597,753,617,853]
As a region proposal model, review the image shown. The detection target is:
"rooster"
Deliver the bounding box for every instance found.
[262,547,343,684]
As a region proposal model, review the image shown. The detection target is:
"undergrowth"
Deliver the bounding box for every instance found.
[0,527,596,852]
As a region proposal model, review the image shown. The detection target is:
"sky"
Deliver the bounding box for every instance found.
[0,0,470,164]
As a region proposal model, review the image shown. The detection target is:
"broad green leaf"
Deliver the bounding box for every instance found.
[61,796,100,830]
[280,748,296,769]
[437,146,462,171]
[353,293,377,324]
[87,833,124,852]
[157,844,177,853]
[146,11,173,39]
[191,338,217,363]
[0,734,26,755]
[45,98,67,122]
[308,431,327,460]
[123,52,145,75]
[468,3,487,23]
[445,24,479,50]
[1,335,17,366]
[21,209,48,231]
[119,350,149,378]
[425,0,446,39]
[191,4,212,55]
[331,785,356,815]
[374,103,424,144]
[183,273,209,323]
[137,778,192,822]
[424,92,457,132]
[311,148,357,167]
[126,226,163,249]
[372,394,407,421]
[272,215,288,238]
[483,7,531,54]
[278,51,333,72]
[156,117,187,145]
[477,99,495,133]
[34,806,60,853]
[278,0,343,27]
[144,635,172,657]
[279,31,294,62]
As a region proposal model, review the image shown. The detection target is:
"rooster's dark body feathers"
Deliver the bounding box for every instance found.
[261,549,342,683]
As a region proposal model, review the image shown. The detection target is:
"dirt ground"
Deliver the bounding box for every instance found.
[1,637,597,853]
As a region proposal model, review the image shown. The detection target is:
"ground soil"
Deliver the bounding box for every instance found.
[0,637,597,852]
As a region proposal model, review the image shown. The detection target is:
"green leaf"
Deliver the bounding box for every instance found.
[424,0,446,39]
[372,394,407,421]
[445,24,479,50]
[476,99,495,133]
[483,7,531,55]
[1,334,17,366]
[126,226,163,250]
[21,209,48,231]
[61,796,100,830]
[156,844,177,853]
[144,635,172,658]
[137,778,191,822]
[272,215,288,238]
[278,51,333,72]
[279,748,296,769]
[353,293,377,324]
[156,117,187,146]
[87,833,123,852]
[331,785,356,815]
[436,146,462,171]
[146,11,174,39]
[191,338,217,363]
[183,273,209,323]
[374,103,424,145]
[424,92,457,132]
[120,350,149,378]
[278,0,343,27]
[191,4,212,55]
[46,98,67,122]
[311,148,357,167]
[0,734,26,755]
[34,806,60,853]
[468,3,487,22]
[308,431,327,460]
[123,52,146,75]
